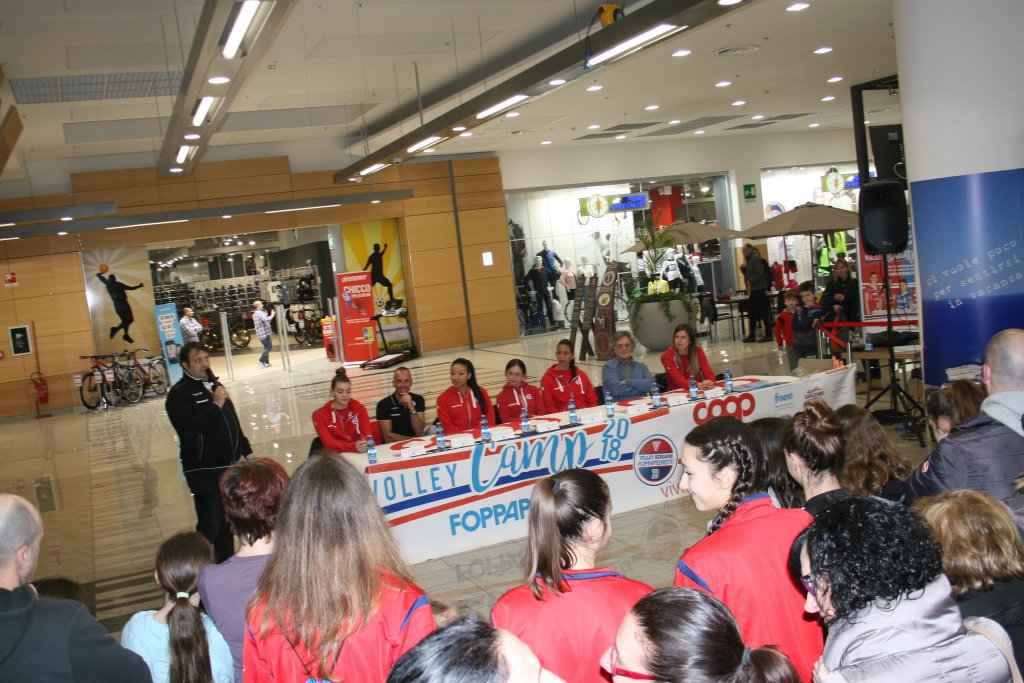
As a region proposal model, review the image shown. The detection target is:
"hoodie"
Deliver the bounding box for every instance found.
[982,391,1024,438]
[496,382,545,423]
[311,399,371,452]
[540,366,597,412]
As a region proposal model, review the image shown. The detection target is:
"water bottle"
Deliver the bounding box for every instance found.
[435,423,447,451]
[724,368,733,394]
[480,414,491,442]
[520,407,531,434]
[568,397,578,425]
[778,343,786,366]
[605,390,615,419]
[689,376,699,400]
[864,334,874,352]
[651,384,662,410]
[366,434,378,465]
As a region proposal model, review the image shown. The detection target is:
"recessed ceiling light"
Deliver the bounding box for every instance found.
[57,231,68,236]
[587,84,604,92]
[752,114,765,120]
[460,132,473,137]
[827,76,843,83]
[423,148,436,153]
[668,120,680,125]
[694,130,706,135]
[717,0,742,5]
[732,100,746,106]
[615,135,627,140]
[505,111,520,118]
[786,2,810,10]
[587,124,601,129]
[549,78,567,86]
[208,76,230,85]
[541,140,553,145]
[864,120,871,125]
[672,49,692,57]
[248,240,255,245]
[452,126,467,132]
[222,215,232,219]
[701,185,711,192]
[821,95,836,102]
[715,80,732,87]
[809,122,820,127]
[645,104,659,111]
[183,133,200,140]
[814,46,832,54]
[60,216,73,222]
[371,200,381,204]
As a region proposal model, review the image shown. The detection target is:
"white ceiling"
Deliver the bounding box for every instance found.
[0,0,900,194]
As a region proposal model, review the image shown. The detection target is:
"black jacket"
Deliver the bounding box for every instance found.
[166,372,252,474]
[905,412,1024,501]
[820,274,860,322]
[0,586,150,682]
[958,579,1024,671]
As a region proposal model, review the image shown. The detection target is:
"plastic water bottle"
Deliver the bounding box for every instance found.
[520,407,531,434]
[480,414,491,442]
[366,434,378,465]
[865,334,874,352]
[435,423,447,451]
[568,397,578,425]
[724,368,733,394]
[689,376,699,400]
[605,390,615,419]
[651,384,662,410]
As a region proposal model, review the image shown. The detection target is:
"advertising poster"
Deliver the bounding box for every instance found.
[154,304,184,384]
[336,271,376,362]
[857,230,917,324]
[82,247,158,355]
[342,218,411,352]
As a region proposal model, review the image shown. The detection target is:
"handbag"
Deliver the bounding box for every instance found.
[964,617,1023,682]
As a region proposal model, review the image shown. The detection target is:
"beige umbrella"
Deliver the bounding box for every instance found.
[663,219,738,244]
[737,202,859,239]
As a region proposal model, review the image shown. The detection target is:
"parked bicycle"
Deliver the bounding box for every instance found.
[122,348,168,398]
[288,304,323,345]
[78,352,143,408]
[197,311,252,351]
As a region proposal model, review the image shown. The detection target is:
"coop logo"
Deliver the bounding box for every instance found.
[804,386,825,403]
[692,393,756,425]
[633,435,677,486]
[774,391,795,410]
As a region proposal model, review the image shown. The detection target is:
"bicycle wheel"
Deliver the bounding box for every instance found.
[79,371,101,409]
[291,320,306,345]
[120,367,145,404]
[100,369,122,407]
[200,329,222,351]
[307,319,322,341]
[149,360,169,395]
[230,326,251,349]
[517,307,527,336]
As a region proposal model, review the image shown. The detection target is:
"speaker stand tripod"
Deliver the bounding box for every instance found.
[866,252,926,446]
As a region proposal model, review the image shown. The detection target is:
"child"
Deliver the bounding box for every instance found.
[774,290,799,370]
[791,281,822,360]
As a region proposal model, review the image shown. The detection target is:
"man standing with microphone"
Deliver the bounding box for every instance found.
[166,341,252,561]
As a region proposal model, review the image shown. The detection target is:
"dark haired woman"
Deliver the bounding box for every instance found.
[604,588,800,683]
[199,458,289,682]
[121,532,233,683]
[795,496,1013,682]
[782,401,846,517]
[496,359,545,424]
[437,357,496,433]
[674,416,822,682]
[541,339,597,412]
[492,469,651,682]
[662,323,715,391]
[245,455,434,682]
[312,368,371,452]
[746,417,803,509]
[926,379,987,441]
[833,404,912,502]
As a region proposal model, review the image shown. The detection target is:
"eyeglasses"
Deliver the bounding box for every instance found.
[601,646,660,681]
[800,571,816,596]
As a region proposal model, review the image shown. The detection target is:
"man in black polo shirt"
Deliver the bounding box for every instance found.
[375,366,426,442]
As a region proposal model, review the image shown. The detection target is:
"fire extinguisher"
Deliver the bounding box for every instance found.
[31,372,49,404]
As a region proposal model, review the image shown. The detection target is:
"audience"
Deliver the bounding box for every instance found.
[496,359,545,423]
[794,496,1013,682]
[908,328,1024,500]
[312,368,372,452]
[199,458,289,682]
[746,417,803,508]
[437,357,496,434]
[782,401,846,516]
[833,404,912,502]
[33,576,88,607]
[120,531,233,683]
[245,455,434,682]
[661,323,715,391]
[602,330,657,401]
[541,339,597,411]
[926,379,987,442]
[376,367,427,442]
[674,416,823,681]
[605,587,800,683]
[914,490,1024,669]
[491,469,651,682]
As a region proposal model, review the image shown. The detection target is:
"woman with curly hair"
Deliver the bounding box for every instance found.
[674,416,822,682]
[794,496,1014,682]
[914,489,1024,669]
[833,404,912,502]
[782,401,846,517]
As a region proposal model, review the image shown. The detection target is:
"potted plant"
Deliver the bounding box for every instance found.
[628,220,697,351]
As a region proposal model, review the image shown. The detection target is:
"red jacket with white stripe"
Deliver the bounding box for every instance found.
[312,399,371,452]
[436,386,495,434]
[540,366,597,412]
[495,382,545,423]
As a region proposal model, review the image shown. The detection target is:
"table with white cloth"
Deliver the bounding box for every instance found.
[342,365,857,563]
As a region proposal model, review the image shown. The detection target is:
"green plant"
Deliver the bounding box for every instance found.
[628,219,697,327]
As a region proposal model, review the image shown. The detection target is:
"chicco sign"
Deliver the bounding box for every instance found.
[692,393,757,425]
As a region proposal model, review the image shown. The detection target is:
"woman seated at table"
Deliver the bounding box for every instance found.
[437,357,495,434]
[311,368,371,452]
[601,330,656,402]
[661,323,715,391]
[496,359,545,423]
[541,339,597,412]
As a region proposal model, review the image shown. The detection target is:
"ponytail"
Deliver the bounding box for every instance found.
[684,417,757,535]
[452,358,487,415]
[556,339,578,380]
[781,401,843,476]
[525,469,610,599]
[156,532,215,683]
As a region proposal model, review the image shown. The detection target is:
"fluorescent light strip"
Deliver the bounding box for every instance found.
[407,136,446,154]
[222,0,261,59]
[265,204,341,214]
[0,237,19,241]
[192,96,216,126]
[475,94,529,119]
[0,222,15,227]
[176,145,195,164]
[587,24,677,66]
[105,219,190,231]
[360,162,390,176]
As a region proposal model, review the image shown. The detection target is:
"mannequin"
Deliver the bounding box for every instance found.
[660,247,682,291]
[537,240,563,285]
[559,259,577,301]
[577,256,595,280]
[688,252,705,292]
[526,256,555,326]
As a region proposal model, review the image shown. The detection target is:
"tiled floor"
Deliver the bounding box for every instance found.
[2,326,930,631]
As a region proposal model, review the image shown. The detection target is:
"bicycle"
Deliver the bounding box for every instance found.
[198,311,251,351]
[289,304,323,345]
[78,354,131,408]
[123,348,168,397]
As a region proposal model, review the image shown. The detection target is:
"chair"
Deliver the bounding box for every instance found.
[369,420,383,444]
[594,385,605,404]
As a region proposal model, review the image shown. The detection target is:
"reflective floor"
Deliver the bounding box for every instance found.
[2,324,930,631]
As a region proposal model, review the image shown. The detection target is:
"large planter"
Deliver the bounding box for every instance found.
[633,299,690,351]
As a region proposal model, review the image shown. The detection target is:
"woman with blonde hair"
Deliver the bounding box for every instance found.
[833,404,912,502]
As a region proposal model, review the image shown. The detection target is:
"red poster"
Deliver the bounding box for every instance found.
[336,271,376,362]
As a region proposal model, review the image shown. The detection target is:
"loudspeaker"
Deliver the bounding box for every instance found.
[859,180,908,254]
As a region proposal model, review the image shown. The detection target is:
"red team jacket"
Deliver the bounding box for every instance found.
[540,366,597,412]
[660,346,715,389]
[774,309,795,348]
[492,568,652,683]
[495,382,546,423]
[244,573,434,683]
[436,386,495,434]
[674,494,823,683]
[311,400,371,452]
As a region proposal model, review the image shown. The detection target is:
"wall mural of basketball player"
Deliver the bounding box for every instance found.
[363,243,396,304]
[97,267,145,343]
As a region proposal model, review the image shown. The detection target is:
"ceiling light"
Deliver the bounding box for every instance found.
[672,49,692,57]
[423,148,436,153]
[222,0,260,59]
[57,231,68,236]
[371,200,381,204]
[0,222,14,227]
[668,120,680,125]
[60,216,73,222]
[587,84,604,92]
[208,76,231,85]
[694,130,706,135]
[732,100,746,106]
[864,120,871,125]
[452,126,467,132]
[587,23,677,67]
[407,135,445,154]
[827,76,843,83]
[541,140,553,145]
[459,131,473,137]
[615,135,627,140]
[821,95,835,102]
[786,2,810,10]
[475,94,529,119]
[105,219,188,231]
[222,215,232,219]
[587,124,601,129]
[549,78,567,86]
[814,46,832,54]
[505,111,520,118]
[176,145,195,164]
[193,262,199,268]
[717,0,742,5]
[644,104,659,111]
[169,167,183,173]
[265,203,341,214]
[701,185,711,192]
[359,162,389,176]
[192,96,216,126]
[752,114,765,120]
[715,80,732,87]
[809,122,820,127]
[184,133,200,140]
[248,240,255,245]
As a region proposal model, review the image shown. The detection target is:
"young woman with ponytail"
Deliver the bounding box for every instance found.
[603,588,800,683]
[540,339,597,412]
[436,358,495,433]
[121,532,233,683]
[312,368,372,452]
[674,416,822,682]
[491,469,651,683]
[782,401,847,516]
[496,359,545,423]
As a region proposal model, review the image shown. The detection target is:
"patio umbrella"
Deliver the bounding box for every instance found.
[620,239,646,254]
[737,202,859,239]
[663,220,738,244]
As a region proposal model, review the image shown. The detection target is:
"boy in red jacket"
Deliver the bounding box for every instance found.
[774,290,799,370]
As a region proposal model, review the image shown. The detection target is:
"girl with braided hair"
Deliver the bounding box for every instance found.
[673,416,823,682]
